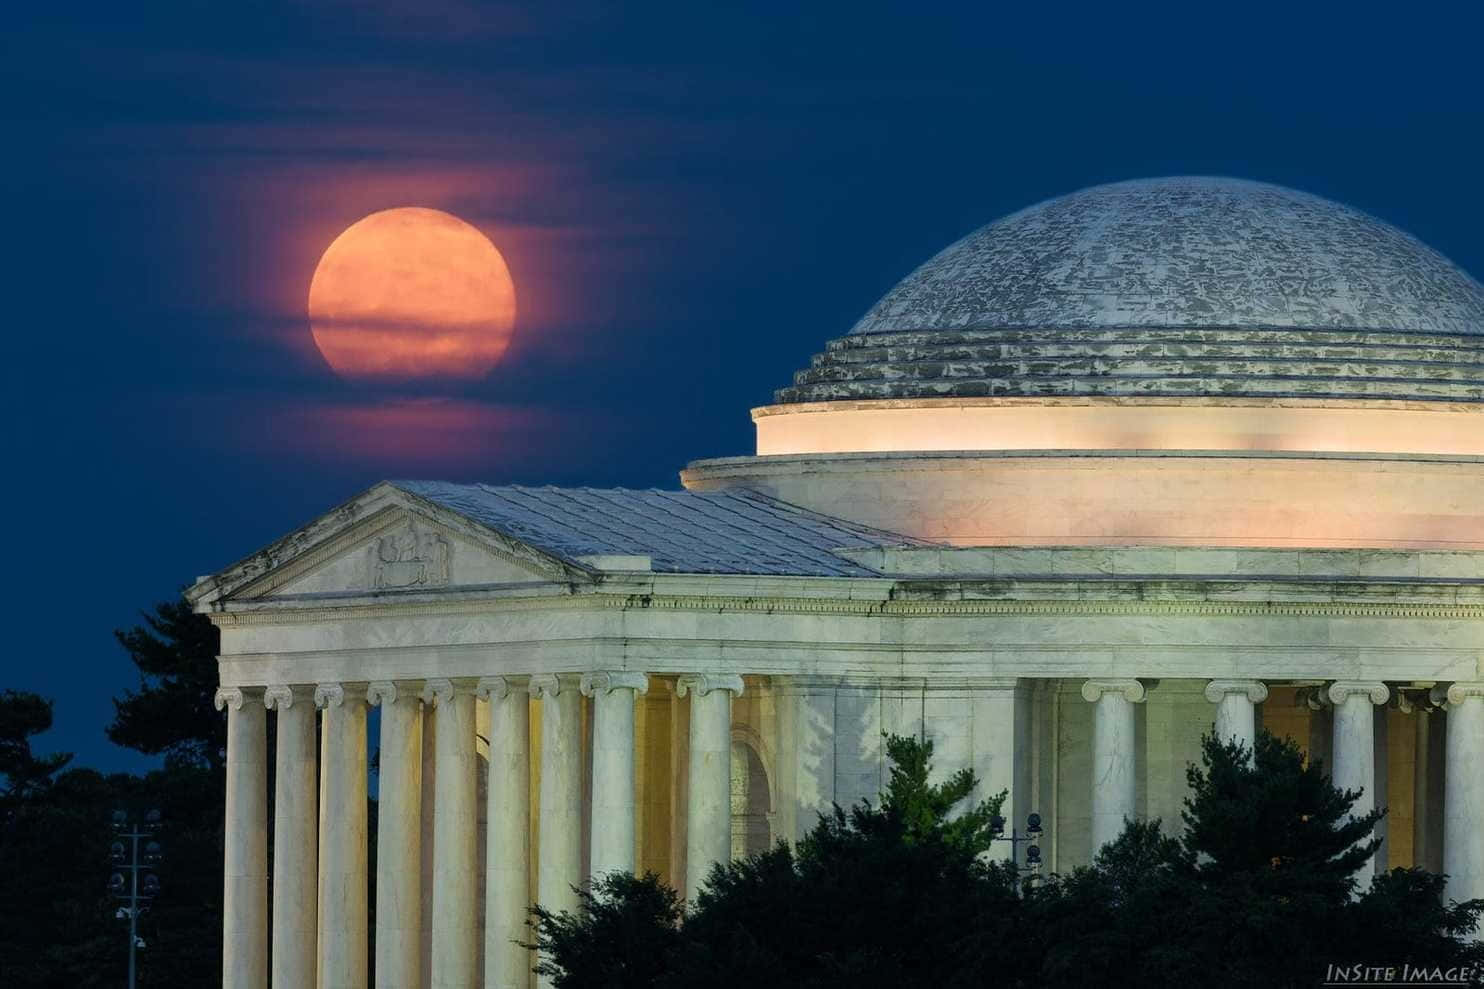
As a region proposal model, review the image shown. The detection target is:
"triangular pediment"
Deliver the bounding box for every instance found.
[188,483,594,608]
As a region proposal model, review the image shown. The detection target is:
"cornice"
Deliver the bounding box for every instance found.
[207,590,1484,627]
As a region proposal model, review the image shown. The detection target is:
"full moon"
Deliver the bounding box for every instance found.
[308,207,516,382]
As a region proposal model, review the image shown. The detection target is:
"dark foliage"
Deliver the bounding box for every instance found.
[0,690,72,818]
[533,730,1484,989]
[530,871,685,988]
[110,598,225,771]
[0,596,226,987]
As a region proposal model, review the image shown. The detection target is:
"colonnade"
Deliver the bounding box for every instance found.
[218,674,1484,986]
[214,671,742,989]
[1083,677,1484,904]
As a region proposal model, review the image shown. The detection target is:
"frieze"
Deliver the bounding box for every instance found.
[207,589,1484,626]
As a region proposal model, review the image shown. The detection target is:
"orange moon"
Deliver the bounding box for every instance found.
[308,207,516,382]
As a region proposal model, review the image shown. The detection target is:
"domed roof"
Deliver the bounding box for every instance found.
[775,177,1484,406]
[852,177,1484,337]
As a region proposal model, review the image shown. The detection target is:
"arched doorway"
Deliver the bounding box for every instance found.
[730,740,771,860]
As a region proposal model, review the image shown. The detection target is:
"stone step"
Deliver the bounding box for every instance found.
[775,374,1484,403]
[811,340,1484,368]
[793,356,1484,386]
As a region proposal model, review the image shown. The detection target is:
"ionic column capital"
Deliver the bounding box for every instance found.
[421,678,455,706]
[1327,681,1389,707]
[1080,678,1146,704]
[580,672,650,697]
[528,673,572,699]
[263,684,315,710]
[676,673,744,699]
[367,681,422,707]
[215,686,246,712]
[1431,682,1484,709]
[1204,680,1269,705]
[314,682,366,709]
[475,675,525,700]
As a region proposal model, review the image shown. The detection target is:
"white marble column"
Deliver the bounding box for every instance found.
[967,678,1032,860]
[678,674,744,900]
[1328,681,1389,877]
[217,687,267,989]
[478,676,531,989]
[316,683,369,989]
[531,674,583,923]
[264,685,317,989]
[1081,679,1145,853]
[368,681,423,989]
[1436,682,1484,926]
[1204,680,1268,761]
[1412,696,1446,874]
[581,672,649,879]
[424,679,478,988]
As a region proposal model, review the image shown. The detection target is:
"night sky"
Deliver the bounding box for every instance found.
[5,2,1482,770]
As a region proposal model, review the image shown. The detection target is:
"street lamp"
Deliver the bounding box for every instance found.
[989,811,1044,889]
[108,809,163,989]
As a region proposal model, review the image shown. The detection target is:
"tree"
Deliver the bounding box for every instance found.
[0,690,72,820]
[109,597,224,771]
[1020,732,1484,988]
[531,734,1018,988]
[534,729,1484,989]
[1181,731,1381,899]
[530,872,684,988]
[0,596,229,986]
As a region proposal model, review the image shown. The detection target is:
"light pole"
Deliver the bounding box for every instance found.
[990,811,1044,890]
[108,808,163,989]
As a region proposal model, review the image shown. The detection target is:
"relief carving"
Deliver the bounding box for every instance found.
[371,523,451,589]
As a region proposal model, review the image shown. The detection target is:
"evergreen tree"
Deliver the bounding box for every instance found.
[532,727,1484,989]
[1181,731,1380,898]
[532,734,1017,988]
[529,872,685,988]
[109,597,224,770]
[0,690,72,821]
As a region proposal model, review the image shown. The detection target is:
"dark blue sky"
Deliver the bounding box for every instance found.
[4,2,1482,770]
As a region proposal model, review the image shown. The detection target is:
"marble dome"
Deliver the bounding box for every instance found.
[776,177,1484,405]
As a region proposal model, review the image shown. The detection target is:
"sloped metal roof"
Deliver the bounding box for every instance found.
[393,480,920,577]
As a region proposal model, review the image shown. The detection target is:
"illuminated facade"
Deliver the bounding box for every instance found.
[193,177,1484,988]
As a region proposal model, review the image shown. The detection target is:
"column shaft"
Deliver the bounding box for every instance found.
[584,673,648,879]
[266,687,317,989]
[1205,680,1267,762]
[370,682,422,989]
[968,679,1032,861]
[1082,679,1144,853]
[427,681,478,988]
[1442,685,1484,924]
[482,678,531,989]
[533,675,583,916]
[317,684,369,989]
[1329,681,1388,879]
[218,688,268,989]
[680,674,743,900]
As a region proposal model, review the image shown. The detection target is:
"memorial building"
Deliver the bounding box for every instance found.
[191,177,1484,988]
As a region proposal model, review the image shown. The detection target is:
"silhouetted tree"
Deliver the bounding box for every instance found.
[0,690,72,821]
[532,734,1017,988]
[530,872,685,988]
[534,730,1484,989]
[109,597,224,771]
